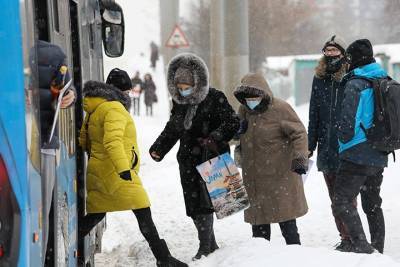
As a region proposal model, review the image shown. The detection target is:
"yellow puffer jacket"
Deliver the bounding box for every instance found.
[80,95,150,213]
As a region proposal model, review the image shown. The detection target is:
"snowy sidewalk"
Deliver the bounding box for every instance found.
[96,1,400,265]
[95,65,400,267]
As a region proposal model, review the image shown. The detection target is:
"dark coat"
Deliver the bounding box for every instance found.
[36,40,71,148]
[308,58,347,172]
[150,53,240,217]
[235,73,308,224]
[338,63,388,168]
[150,42,159,63]
[131,77,143,90]
[143,79,157,106]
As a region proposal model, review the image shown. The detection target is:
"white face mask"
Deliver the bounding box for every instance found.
[246,99,262,110]
[179,87,193,97]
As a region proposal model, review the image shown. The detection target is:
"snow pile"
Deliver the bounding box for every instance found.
[192,238,399,267]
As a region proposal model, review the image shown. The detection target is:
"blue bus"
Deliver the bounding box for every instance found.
[0,0,125,266]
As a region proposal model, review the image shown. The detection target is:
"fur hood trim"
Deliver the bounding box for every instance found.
[83,81,131,110]
[315,57,348,82]
[167,53,209,105]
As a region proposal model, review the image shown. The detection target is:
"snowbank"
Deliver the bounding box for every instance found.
[193,238,400,267]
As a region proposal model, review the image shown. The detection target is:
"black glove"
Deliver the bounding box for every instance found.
[149,151,161,162]
[237,119,248,135]
[233,119,248,140]
[293,168,307,175]
[119,170,132,181]
[291,157,308,175]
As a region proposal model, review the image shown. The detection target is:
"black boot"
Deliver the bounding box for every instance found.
[367,209,385,254]
[334,239,353,252]
[351,237,376,254]
[280,219,301,245]
[192,214,219,261]
[149,239,188,267]
[210,231,219,252]
[352,241,375,254]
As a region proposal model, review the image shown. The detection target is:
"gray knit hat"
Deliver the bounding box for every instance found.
[323,35,347,55]
[174,67,194,86]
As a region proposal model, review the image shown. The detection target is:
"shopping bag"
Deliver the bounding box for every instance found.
[196,152,250,219]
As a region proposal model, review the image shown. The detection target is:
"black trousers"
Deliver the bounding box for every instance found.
[252,219,301,245]
[324,172,357,241]
[132,97,140,115]
[146,105,153,116]
[333,160,385,253]
[80,208,160,244]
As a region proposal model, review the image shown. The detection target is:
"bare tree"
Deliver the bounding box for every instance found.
[382,0,400,43]
[249,0,321,71]
[181,0,211,67]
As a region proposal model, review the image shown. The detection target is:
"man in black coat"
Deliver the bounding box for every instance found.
[307,35,355,251]
[150,53,239,260]
[150,41,159,69]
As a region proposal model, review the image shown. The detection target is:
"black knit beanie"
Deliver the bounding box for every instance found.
[346,39,376,71]
[106,68,132,91]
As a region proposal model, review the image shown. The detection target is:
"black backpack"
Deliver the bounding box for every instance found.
[360,77,400,154]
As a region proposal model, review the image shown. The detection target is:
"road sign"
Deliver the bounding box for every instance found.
[165,24,189,48]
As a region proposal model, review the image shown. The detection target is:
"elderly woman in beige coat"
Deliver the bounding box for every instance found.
[234,73,309,245]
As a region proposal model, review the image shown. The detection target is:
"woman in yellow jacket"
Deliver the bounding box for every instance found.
[79,69,187,267]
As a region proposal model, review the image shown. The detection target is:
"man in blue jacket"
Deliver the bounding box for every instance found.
[333,39,388,254]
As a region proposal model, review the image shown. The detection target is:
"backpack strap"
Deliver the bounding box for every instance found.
[353,76,387,122]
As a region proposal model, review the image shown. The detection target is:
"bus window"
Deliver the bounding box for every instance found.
[52,0,60,32]
[34,0,50,41]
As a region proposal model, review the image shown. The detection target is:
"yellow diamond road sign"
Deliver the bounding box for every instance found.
[166,24,189,48]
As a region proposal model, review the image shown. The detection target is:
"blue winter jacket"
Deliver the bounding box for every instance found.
[338,62,388,167]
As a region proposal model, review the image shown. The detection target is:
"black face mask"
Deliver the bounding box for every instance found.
[325,55,346,74]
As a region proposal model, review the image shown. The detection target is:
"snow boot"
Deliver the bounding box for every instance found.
[371,240,384,254]
[150,239,188,267]
[334,239,353,252]
[351,239,376,254]
[192,214,219,261]
[368,212,385,254]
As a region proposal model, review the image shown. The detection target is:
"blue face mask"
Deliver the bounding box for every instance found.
[179,87,193,97]
[246,99,261,110]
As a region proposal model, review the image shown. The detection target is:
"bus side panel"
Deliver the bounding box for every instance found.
[47,0,79,265]
[28,160,43,266]
[55,142,78,267]
[0,1,30,266]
